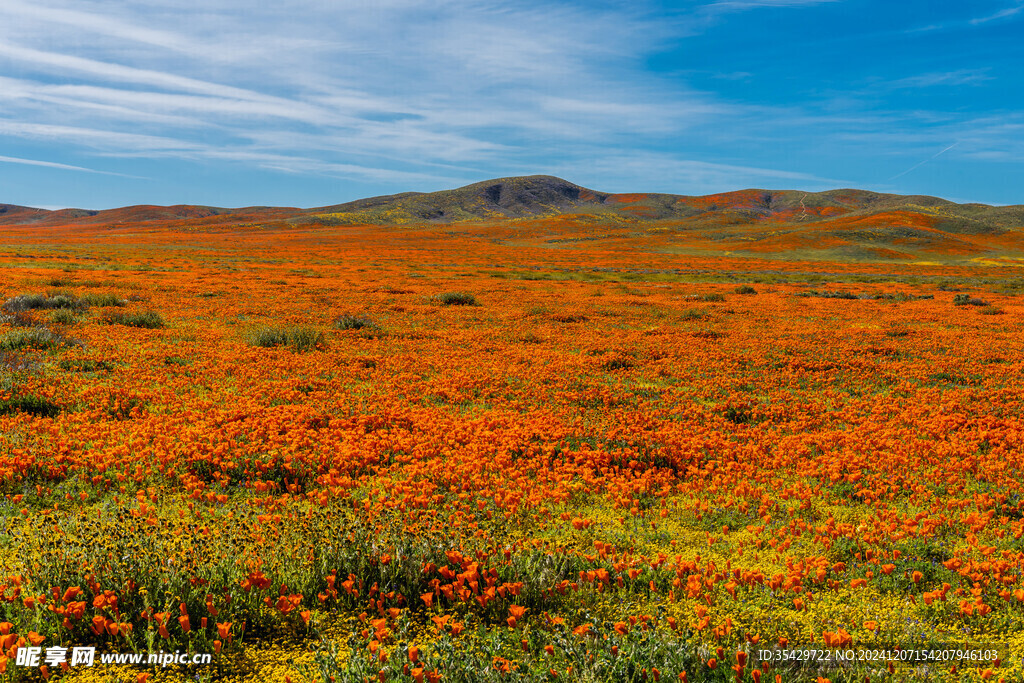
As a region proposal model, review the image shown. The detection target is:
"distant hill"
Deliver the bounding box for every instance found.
[4,176,1024,262]
[0,204,298,227]
[307,176,611,223]
[298,176,1024,235]
[0,203,51,223]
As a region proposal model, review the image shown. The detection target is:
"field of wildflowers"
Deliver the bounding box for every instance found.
[0,216,1022,682]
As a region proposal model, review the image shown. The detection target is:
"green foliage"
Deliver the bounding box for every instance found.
[3,292,84,312]
[600,357,635,371]
[81,292,127,307]
[49,309,78,325]
[434,291,478,306]
[734,285,757,295]
[721,405,756,425]
[247,326,289,348]
[287,327,325,352]
[800,290,859,300]
[0,327,76,351]
[927,372,976,386]
[246,325,324,352]
[333,314,378,331]
[0,394,60,418]
[952,293,988,306]
[102,311,166,328]
[678,308,707,321]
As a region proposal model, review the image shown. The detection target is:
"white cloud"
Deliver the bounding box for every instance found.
[0,153,130,176]
[0,0,729,187]
[0,0,1016,203]
[701,0,838,14]
[884,69,993,89]
[545,153,854,195]
[970,2,1024,24]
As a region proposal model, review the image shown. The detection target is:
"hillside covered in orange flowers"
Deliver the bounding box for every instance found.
[4,176,1024,266]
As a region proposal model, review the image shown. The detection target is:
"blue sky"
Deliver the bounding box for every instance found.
[0,0,1022,209]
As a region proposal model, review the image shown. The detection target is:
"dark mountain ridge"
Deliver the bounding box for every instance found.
[4,176,1023,235]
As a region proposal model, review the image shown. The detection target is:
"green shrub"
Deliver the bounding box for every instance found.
[434,292,478,306]
[679,308,707,321]
[0,328,76,350]
[702,293,725,302]
[808,290,859,300]
[47,293,81,309]
[600,356,635,371]
[49,309,78,325]
[286,327,324,352]
[722,405,755,424]
[953,293,988,306]
[246,326,324,352]
[333,314,377,331]
[734,285,757,295]
[247,327,289,348]
[3,294,47,311]
[0,395,60,418]
[3,293,83,312]
[103,311,165,328]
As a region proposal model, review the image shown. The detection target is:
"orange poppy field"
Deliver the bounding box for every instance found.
[0,208,1023,683]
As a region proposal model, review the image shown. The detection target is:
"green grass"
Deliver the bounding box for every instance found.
[0,328,75,351]
[333,314,378,331]
[49,309,78,325]
[434,291,478,306]
[3,292,83,311]
[246,325,325,352]
[0,394,60,418]
[102,311,166,328]
[81,292,127,307]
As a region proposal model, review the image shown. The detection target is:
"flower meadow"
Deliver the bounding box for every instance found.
[0,217,1023,683]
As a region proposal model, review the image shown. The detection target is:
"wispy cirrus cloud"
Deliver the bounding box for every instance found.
[703,0,837,8]
[546,153,855,195]
[884,69,994,89]
[0,0,710,190]
[0,0,1021,207]
[0,153,132,176]
[970,1,1024,24]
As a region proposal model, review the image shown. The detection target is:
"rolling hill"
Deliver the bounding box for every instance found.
[5,175,1024,263]
[300,175,1024,233]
